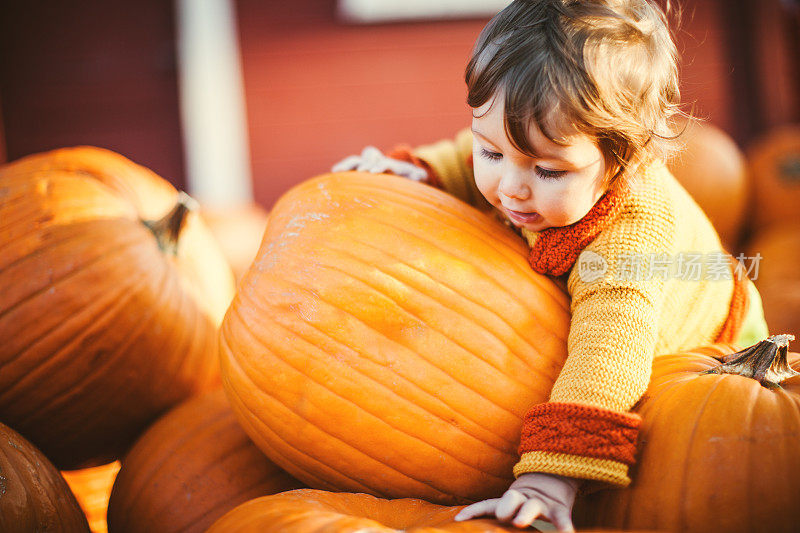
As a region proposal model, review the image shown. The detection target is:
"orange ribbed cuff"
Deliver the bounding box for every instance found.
[519,402,641,465]
[386,145,444,190]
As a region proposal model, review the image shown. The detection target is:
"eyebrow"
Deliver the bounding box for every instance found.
[471,127,564,161]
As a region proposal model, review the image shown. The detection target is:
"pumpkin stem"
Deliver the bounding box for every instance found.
[143,191,198,255]
[703,334,799,387]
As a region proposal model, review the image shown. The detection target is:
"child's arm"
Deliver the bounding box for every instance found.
[331,129,491,210]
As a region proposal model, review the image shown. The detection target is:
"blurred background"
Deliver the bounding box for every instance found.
[1,0,798,208]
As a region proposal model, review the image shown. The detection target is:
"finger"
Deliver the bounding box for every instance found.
[453,499,501,521]
[549,509,575,533]
[367,163,391,174]
[360,146,383,162]
[387,161,427,181]
[331,156,361,172]
[511,499,544,528]
[407,167,428,181]
[495,490,527,522]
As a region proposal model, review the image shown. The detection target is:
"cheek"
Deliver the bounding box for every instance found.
[472,161,500,201]
[536,182,595,224]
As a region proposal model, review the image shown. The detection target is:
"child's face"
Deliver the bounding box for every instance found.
[471,96,610,232]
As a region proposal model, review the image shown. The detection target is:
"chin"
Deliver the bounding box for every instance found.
[514,218,551,232]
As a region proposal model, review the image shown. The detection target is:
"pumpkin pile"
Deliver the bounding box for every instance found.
[3,143,800,532]
[744,126,800,342]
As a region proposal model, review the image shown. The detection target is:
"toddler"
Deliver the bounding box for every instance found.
[332,0,769,530]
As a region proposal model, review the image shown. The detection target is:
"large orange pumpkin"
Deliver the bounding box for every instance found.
[746,226,800,340]
[574,337,800,532]
[201,202,270,280]
[107,389,303,533]
[220,172,570,504]
[62,462,120,533]
[0,146,235,468]
[666,119,748,250]
[0,420,89,532]
[206,489,517,532]
[747,124,800,231]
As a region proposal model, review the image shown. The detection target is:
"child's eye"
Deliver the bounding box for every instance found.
[478,148,503,162]
[535,166,567,180]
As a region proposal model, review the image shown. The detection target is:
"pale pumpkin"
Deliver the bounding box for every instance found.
[220,172,570,504]
[574,337,800,532]
[667,119,748,250]
[107,389,303,533]
[62,462,120,533]
[745,226,800,340]
[0,146,235,469]
[0,420,89,532]
[206,489,517,532]
[747,124,800,231]
[201,202,270,280]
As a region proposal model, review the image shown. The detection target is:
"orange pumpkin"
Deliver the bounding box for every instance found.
[747,124,800,231]
[201,202,270,280]
[574,337,800,532]
[0,146,235,469]
[0,421,89,532]
[745,226,800,340]
[666,119,748,250]
[220,172,570,504]
[206,489,517,532]
[107,389,303,533]
[62,462,120,533]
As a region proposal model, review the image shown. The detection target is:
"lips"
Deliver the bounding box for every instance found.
[504,208,542,225]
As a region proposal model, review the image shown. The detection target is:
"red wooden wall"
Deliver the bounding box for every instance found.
[0,1,185,188]
[1,0,797,207]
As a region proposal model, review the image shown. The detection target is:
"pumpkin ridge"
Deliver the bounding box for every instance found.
[322,235,567,364]
[324,179,567,308]
[0,217,125,272]
[227,299,515,484]
[109,403,233,529]
[248,269,519,456]
[0,239,157,398]
[0,228,148,324]
[6,261,158,416]
[348,204,570,315]
[178,467,283,532]
[151,268,202,392]
[678,376,727,532]
[623,366,704,529]
[141,416,259,525]
[248,269,526,434]
[68,264,189,443]
[322,208,569,337]
[741,378,764,533]
[56,255,181,437]
[337,177,527,252]
[306,246,547,403]
[219,357,384,494]
[222,335,463,503]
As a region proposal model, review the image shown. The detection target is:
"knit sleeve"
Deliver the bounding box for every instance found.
[389,129,490,210]
[514,193,674,489]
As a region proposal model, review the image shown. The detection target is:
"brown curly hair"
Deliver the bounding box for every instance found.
[465,0,685,187]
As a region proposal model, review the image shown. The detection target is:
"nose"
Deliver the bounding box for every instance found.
[498,168,531,201]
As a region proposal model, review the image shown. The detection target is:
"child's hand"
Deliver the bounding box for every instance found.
[331,146,428,182]
[454,472,580,532]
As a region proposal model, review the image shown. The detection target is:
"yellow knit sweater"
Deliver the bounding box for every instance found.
[392,128,768,489]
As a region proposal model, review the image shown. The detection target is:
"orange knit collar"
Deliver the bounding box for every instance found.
[512,180,633,276]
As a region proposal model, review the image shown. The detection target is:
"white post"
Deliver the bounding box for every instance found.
[175,0,253,207]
